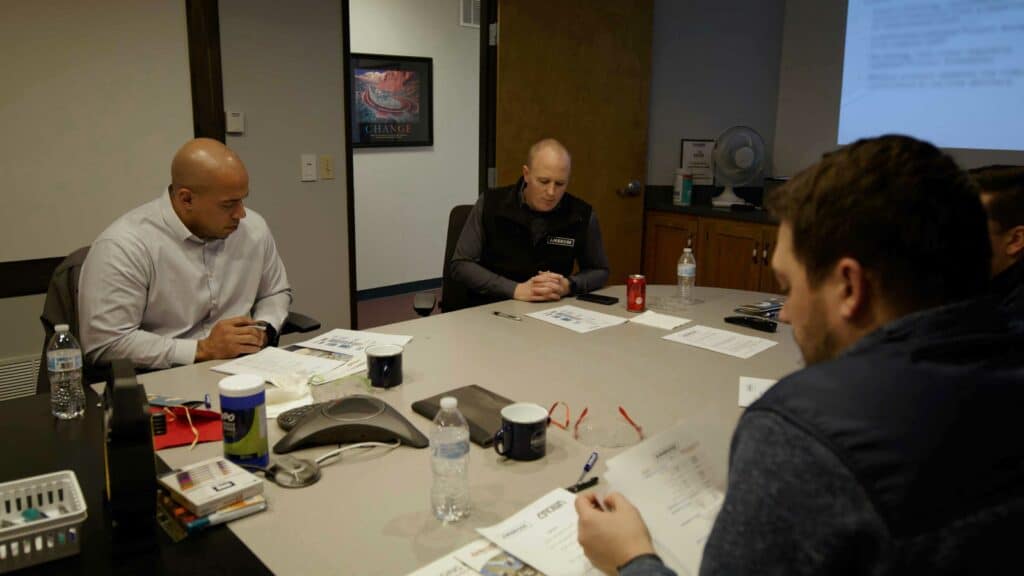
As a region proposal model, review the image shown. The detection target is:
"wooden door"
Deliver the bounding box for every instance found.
[643,212,698,285]
[702,220,763,291]
[758,224,782,294]
[495,0,653,286]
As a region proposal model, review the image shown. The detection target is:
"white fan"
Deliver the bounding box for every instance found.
[712,126,766,207]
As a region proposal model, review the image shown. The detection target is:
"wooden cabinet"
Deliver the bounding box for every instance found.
[643,211,781,294]
[642,211,699,285]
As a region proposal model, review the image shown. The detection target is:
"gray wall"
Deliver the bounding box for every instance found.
[219,0,351,332]
[646,0,786,185]
[774,0,1024,176]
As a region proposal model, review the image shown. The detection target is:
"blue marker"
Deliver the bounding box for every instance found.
[576,451,599,486]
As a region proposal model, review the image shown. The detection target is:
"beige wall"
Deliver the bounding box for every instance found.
[219,0,352,331]
[350,0,480,291]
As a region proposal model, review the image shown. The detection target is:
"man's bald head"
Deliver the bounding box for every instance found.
[169,138,250,240]
[522,138,572,212]
[526,138,571,172]
[171,138,247,192]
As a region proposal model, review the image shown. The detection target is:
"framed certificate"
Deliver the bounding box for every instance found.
[680,139,715,185]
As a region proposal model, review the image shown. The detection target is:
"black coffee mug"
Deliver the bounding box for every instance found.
[493,403,549,461]
[365,344,403,389]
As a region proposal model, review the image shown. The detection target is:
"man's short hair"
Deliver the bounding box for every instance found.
[767,134,991,314]
[968,165,1024,232]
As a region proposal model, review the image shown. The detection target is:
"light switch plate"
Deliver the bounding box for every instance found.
[301,154,317,182]
[318,155,335,180]
[226,110,245,134]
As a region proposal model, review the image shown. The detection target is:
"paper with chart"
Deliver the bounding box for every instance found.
[295,328,413,381]
[526,305,627,334]
[477,488,600,576]
[212,346,345,381]
[404,544,477,576]
[453,539,544,576]
[605,422,724,576]
[628,310,691,330]
[663,325,776,359]
[739,376,777,407]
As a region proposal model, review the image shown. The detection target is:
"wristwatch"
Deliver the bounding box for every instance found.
[568,277,579,296]
[256,321,279,347]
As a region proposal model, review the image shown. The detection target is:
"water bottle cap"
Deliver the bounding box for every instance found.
[684,248,692,253]
[440,397,457,410]
[55,324,70,332]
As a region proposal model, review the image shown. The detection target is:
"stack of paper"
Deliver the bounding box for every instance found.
[628,310,691,330]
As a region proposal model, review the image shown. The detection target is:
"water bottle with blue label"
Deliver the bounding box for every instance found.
[430,396,470,522]
[47,324,85,419]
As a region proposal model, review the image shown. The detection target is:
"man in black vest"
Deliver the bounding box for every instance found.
[575,135,1024,575]
[450,138,609,307]
[970,165,1024,315]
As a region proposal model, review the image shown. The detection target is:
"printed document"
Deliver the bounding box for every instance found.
[212,347,345,381]
[527,305,627,334]
[477,488,600,576]
[628,310,691,330]
[453,539,543,576]
[738,377,777,407]
[605,422,724,576]
[296,328,412,356]
[404,545,477,576]
[663,325,776,359]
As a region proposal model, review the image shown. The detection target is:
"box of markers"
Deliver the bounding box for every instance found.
[158,457,263,517]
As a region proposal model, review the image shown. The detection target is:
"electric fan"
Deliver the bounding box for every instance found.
[712,126,766,207]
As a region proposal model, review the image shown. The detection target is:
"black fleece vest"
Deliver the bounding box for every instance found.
[478,182,591,291]
[749,299,1024,566]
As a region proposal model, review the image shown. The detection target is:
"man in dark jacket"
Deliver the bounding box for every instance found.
[970,165,1024,314]
[576,135,1024,575]
[450,138,609,307]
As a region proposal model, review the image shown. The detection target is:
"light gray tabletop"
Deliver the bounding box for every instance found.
[141,285,802,575]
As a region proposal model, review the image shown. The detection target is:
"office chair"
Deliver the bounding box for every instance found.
[413,204,474,317]
[36,246,321,394]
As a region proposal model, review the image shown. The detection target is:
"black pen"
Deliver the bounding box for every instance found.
[493,311,522,321]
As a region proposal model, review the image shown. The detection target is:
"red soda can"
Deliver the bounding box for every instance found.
[627,274,646,312]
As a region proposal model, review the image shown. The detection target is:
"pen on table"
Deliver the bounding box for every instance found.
[252,323,267,332]
[186,498,267,532]
[493,311,522,321]
[576,451,599,486]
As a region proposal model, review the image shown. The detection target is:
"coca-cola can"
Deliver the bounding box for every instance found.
[627,274,646,312]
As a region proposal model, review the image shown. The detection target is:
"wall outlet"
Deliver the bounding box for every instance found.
[318,155,335,180]
[301,154,317,182]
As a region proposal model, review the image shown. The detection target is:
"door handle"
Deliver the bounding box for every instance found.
[616,179,643,198]
[762,243,770,265]
[751,243,759,264]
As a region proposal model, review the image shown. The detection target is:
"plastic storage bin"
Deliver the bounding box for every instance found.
[0,470,88,573]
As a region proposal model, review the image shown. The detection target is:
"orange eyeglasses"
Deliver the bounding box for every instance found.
[547,401,645,442]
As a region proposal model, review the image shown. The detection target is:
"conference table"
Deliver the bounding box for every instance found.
[141,285,803,575]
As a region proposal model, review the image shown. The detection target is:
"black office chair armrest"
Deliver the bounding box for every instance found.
[413,292,437,317]
[282,311,321,335]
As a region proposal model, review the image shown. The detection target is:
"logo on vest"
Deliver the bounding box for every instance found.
[547,236,575,248]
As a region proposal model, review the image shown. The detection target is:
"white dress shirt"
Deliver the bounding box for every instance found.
[79,192,292,369]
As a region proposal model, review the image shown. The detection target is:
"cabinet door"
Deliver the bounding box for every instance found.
[702,219,762,291]
[758,224,782,294]
[643,212,699,285]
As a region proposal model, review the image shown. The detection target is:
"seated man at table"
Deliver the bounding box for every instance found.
[79,138,292,370]
[576,135,1024,575]
[970,165,1024,314]
[450,138,609,307]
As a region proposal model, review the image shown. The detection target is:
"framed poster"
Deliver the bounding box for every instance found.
[349,54,433,148]
[679,139,715,185]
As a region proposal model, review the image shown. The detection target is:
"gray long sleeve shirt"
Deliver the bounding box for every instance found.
[449,190,610,299]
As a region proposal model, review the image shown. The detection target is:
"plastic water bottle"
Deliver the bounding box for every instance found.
[678,248,697,304]
[430,397,470,522]
[47,324,85,419]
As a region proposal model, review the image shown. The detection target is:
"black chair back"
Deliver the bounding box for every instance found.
[440,205,474,313]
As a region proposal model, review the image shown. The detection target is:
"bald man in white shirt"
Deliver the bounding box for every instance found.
[79,138,293,370]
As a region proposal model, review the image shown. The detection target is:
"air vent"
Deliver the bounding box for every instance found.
[0,355,39,402]
[461,0,481,28]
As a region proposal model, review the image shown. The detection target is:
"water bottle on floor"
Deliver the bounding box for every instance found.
[678,247,697,304]
[431,396,470,522]
[48,324,85,419]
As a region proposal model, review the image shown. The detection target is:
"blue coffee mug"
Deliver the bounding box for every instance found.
[493,403,549,461]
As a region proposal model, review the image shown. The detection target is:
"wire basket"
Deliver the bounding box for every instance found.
[0,470,88,573]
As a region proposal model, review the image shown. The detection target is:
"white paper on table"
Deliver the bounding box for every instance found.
[212,347,346,381]
[526,305,628,334]
[295,328,412,356]
[739,377,777,408]
[605,422,725,576]
[477,488,601,576]
[662,325,777,359]
[629,310,691,330]
[404,544,478,576]
[452,539,542,575]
